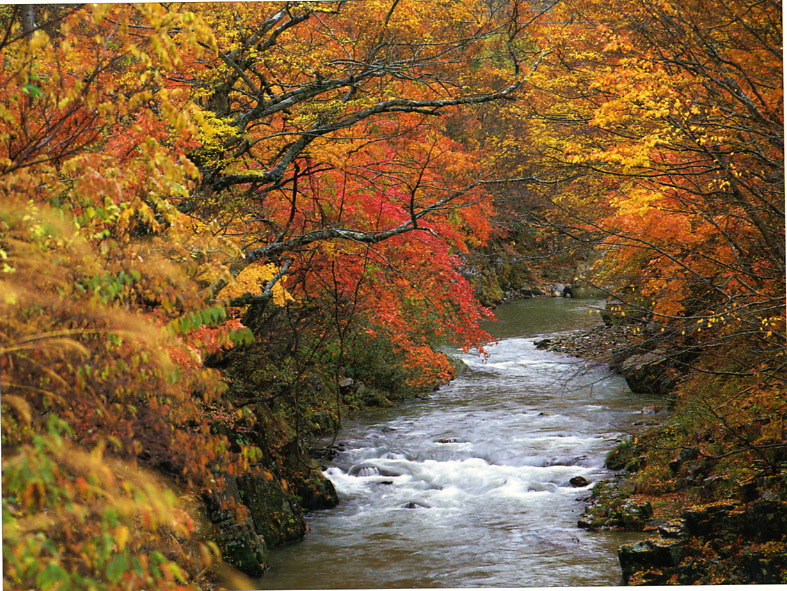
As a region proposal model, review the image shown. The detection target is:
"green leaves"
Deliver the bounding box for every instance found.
[21,83,42,99]
[167,304,226,334]
[105,555,129,583]
[2,417,208,590]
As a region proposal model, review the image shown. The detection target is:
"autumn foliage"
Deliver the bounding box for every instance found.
[504,0,785,519]
[0,2,521,588]
[0,6,247,589]
[1,0,784,588]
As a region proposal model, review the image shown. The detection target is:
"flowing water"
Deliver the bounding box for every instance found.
[258,298,658,588]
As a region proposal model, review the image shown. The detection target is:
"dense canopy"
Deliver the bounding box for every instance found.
[1,1,783,588]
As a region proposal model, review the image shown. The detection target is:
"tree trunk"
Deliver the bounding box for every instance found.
[20,5,35,37]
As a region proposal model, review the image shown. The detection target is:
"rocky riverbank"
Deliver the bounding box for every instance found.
[535,321,676,397]
[547,312,787,585]
[535,323,638,362]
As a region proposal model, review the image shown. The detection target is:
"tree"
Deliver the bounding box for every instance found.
[0,2,551,585]
[491,0,784,479]
[170,1,544,300]
[159,0,557,388]
[0,6,254,588]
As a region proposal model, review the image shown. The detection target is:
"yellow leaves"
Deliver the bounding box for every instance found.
[611,186,664,217]
[27,29,51,53]
[3,425,212,590]
[0,247,15,275]
[114,526,130,551]
[219,262,294,306]
[2,395,32,425]
[192,108,238,142]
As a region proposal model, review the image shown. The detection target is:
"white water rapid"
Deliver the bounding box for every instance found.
[258,298,658,588]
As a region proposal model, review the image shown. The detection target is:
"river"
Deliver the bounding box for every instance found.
[258,297,657,588]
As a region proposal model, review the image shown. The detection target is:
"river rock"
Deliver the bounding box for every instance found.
[578,481,653,531]
[569,475,590,487]
[680,500,741,538]
[349,464,380,476]
[292,468,339,511]
[237,471,307,548]
[349,463,403,477]
[658,519,687,539]
[618,537,684,584]
[310,442,345,461]
[605,438,643,472]
[402,501,430,509]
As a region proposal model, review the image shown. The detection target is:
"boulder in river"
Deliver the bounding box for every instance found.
[292,468,339,511]
[402,501,429,509]
[436,437,462,444]
[569,475,590,487]
[349,463,404,478]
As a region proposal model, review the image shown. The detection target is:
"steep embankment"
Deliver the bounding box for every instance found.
[461,219,597,307]
[543,305,787,585]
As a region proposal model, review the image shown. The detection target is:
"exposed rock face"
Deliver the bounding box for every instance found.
[204,462,339,576]
[615,349,678,395]
[203,476,268,577]
[238,472,307,548]
[619,536,685,584]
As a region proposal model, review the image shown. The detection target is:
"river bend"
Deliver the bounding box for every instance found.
[259,298,655,588]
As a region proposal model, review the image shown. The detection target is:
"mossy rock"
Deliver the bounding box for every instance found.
[292,468,339,511]
[606,438,638,471]
[619,537,684,584]
[202,476,268,577]
[579,480,652,531]
[474,272,504,307]
[237,472,307,548]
